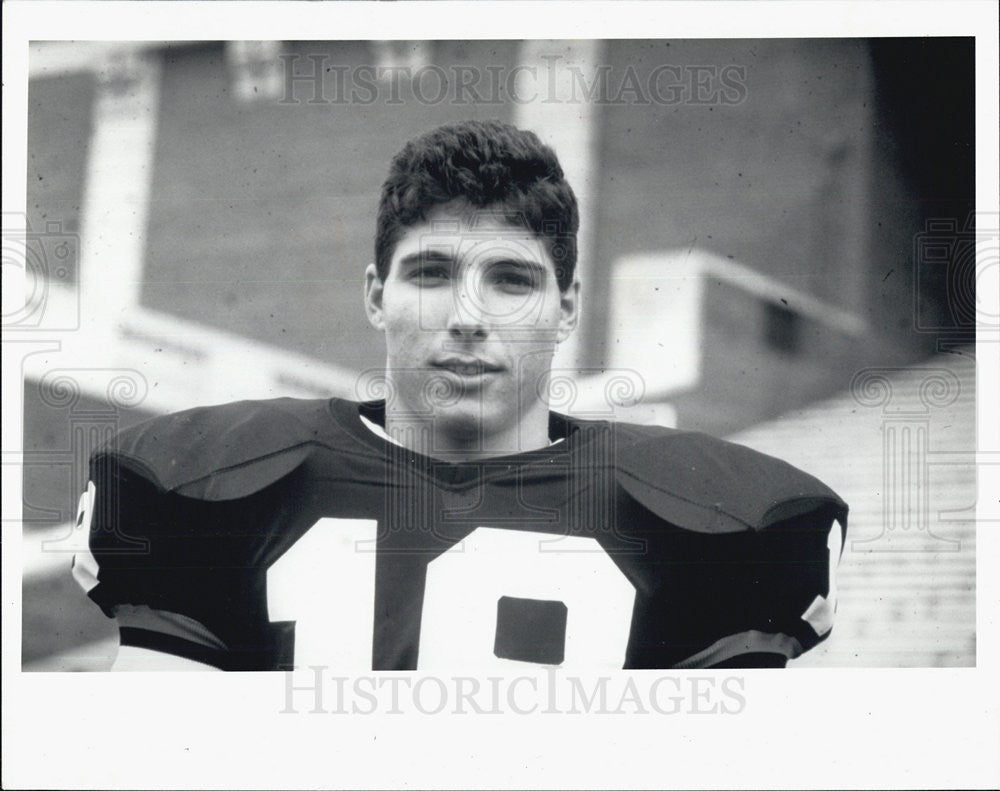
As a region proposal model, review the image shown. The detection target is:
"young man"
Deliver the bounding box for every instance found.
[72,120,847,671]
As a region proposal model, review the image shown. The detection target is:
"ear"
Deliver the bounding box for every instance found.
[364,263,386,331]
[556,279,581,343]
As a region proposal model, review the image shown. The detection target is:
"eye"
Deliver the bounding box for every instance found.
[488,263,539,293]
[411,265,451,286]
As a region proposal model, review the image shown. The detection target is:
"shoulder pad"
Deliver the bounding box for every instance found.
[613,425,848,533]
[91,397,336,501]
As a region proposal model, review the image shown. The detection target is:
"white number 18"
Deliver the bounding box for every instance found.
[267,519,637,671]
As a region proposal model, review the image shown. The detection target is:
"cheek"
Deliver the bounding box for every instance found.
[381,293,421,334]
[384,290,452,335]
[504,297,563,343]
[508,348,556,401]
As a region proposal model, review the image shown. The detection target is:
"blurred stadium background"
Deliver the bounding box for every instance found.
[14,38,978,670]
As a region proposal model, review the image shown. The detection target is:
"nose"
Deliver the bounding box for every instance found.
[446,272,489,340]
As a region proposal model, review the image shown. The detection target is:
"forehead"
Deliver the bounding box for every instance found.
[389,203,554,271]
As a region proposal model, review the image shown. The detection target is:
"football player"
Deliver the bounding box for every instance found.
[72,119,847,671]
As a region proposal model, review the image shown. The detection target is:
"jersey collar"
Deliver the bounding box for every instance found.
[332,398,583,488]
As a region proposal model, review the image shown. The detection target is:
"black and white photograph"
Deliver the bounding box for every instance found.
[3,2,998,789]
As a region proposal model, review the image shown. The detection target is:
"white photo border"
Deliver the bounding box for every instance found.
[3,2,998,789]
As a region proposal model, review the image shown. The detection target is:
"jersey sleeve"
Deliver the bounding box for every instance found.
[612,429,848,669]
[672,505,845,669]
[71,451,290,670]
[621,501,845,669]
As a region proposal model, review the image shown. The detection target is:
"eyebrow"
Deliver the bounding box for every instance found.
[485,257,546,275]
[396,250,455,269]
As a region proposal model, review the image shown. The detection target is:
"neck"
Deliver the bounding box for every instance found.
[384,400,552,462]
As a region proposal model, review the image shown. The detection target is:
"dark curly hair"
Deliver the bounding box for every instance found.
[375,120,579,292]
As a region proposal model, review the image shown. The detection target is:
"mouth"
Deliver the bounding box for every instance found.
[431,357,504,377]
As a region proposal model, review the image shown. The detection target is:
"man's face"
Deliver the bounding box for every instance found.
[365,202,579,447]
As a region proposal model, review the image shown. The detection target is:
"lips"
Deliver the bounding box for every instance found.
[432,357,504,376]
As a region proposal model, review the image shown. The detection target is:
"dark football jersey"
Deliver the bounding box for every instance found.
[72,397,848,671]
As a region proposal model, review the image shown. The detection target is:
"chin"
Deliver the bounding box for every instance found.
[434,402,511,443]
[433,403,490,435]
